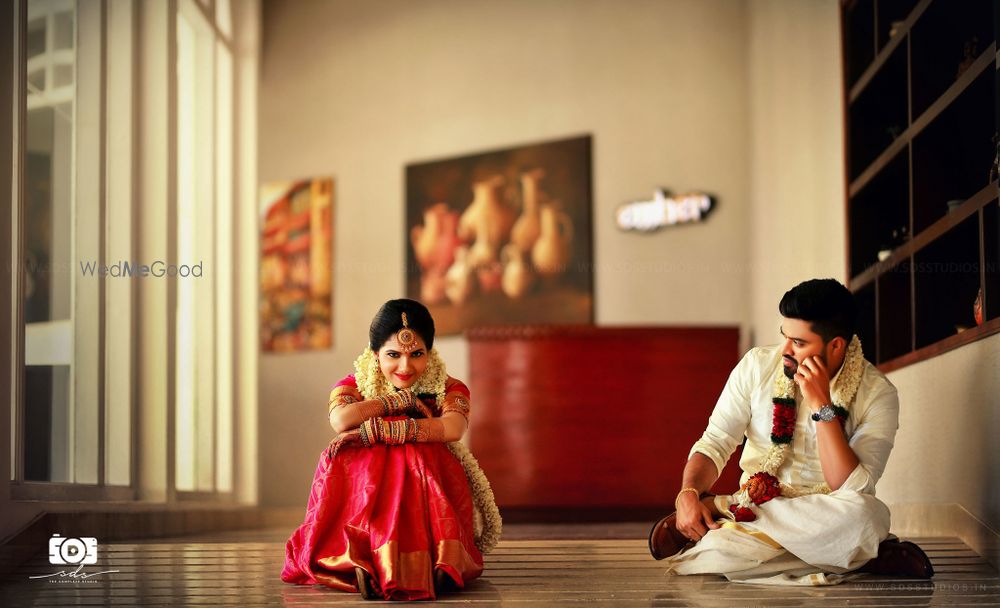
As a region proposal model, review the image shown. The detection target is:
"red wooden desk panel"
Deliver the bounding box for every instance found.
[468,326,743,512]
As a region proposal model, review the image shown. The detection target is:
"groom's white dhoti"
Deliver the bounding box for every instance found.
[662,345,899,586]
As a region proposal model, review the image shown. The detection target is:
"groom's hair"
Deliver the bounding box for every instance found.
[779,279,857,344]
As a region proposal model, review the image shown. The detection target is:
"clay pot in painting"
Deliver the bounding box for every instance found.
[411,202,460,271]
[531,203,574,277]
[477,260,503,294]
[445,246,475,305]
[510,168,545,253]
[420,269,447,305]
[501,243,535,299]
[458,175,514,247]
[466,214,499,270]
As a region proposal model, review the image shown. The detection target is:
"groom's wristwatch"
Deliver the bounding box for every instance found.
[811,404,837,423]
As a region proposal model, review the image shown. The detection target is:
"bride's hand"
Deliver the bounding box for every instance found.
[327,429,363,459]
[409,396,434,419]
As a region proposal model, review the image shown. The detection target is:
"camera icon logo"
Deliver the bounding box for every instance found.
[48,534,98,566]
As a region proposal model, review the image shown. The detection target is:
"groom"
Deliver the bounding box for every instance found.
[648,278,932,584]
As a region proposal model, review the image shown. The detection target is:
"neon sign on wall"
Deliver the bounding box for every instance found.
[615,189,714,232]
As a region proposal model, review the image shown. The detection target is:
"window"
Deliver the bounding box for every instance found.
[21,0,102,487]
[175,0,235,495]
[11,0,247,503]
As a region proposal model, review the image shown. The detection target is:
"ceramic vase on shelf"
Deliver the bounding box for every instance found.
[974,288,984,326]
[531,203,574,278]
[510,168,545,253]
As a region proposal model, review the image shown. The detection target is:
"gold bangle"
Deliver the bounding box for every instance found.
[675,487,700,505]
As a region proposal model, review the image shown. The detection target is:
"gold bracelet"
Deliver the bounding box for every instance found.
[675,487,700,505]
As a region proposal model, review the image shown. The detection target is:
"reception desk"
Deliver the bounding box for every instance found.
[467,325,743,519]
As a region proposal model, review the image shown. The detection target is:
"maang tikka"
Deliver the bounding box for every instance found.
[396,312,417,354]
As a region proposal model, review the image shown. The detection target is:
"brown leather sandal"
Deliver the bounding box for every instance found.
[649,511,698,560]
[648,492,715,560]
[858,539,934,578]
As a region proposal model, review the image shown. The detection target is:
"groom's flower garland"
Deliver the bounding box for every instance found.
[352,347,503,553]
[728,335,865,522]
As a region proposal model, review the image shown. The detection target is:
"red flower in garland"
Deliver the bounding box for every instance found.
[729,505,755,522]
[728,472,782,523]
[745,472,782,505]
[770,399,796,443]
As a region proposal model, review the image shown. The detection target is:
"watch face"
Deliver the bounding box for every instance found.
[817,406,836,422]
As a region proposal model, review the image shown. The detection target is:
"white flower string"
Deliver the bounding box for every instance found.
[446,442,503,554]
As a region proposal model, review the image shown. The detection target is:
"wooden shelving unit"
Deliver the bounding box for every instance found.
[842,0,999,370]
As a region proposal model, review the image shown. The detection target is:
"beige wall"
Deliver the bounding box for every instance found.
[746,0,999,535]
[258,0,753,506]
[747,0,846,344]
[877,334,1000,533]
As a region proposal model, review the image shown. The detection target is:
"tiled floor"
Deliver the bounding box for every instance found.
[1,527,997,606]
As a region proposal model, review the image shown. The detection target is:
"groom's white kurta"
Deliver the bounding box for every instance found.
[663,344,899,586]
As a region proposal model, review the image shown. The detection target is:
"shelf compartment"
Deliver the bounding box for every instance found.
[849,149,909,279]
[854,282,877,365]
[876,258,913,364]
[913,214,982,349]
[844,0,876,89]
[848,43,908,181]
[912,67,997,235]
[910,0,996,119]
[848,40,994,200]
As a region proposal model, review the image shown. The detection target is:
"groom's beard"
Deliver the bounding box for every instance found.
[782,352,828,379]
[782,355,797,379]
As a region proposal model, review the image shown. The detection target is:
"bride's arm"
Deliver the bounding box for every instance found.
[407,380,472,442]
[328,390,432,434]
[328,399,383,434]
[410,411,467,443]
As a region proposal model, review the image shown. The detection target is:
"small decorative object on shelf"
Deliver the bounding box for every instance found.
[946,199,965,214]
[973,289,984,326]
[876,226,909,263]
[956,36,979,79]
[888,20,905,39]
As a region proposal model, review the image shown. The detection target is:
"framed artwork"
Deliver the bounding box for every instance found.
[406,135,593,335]
[259,177,334,352]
